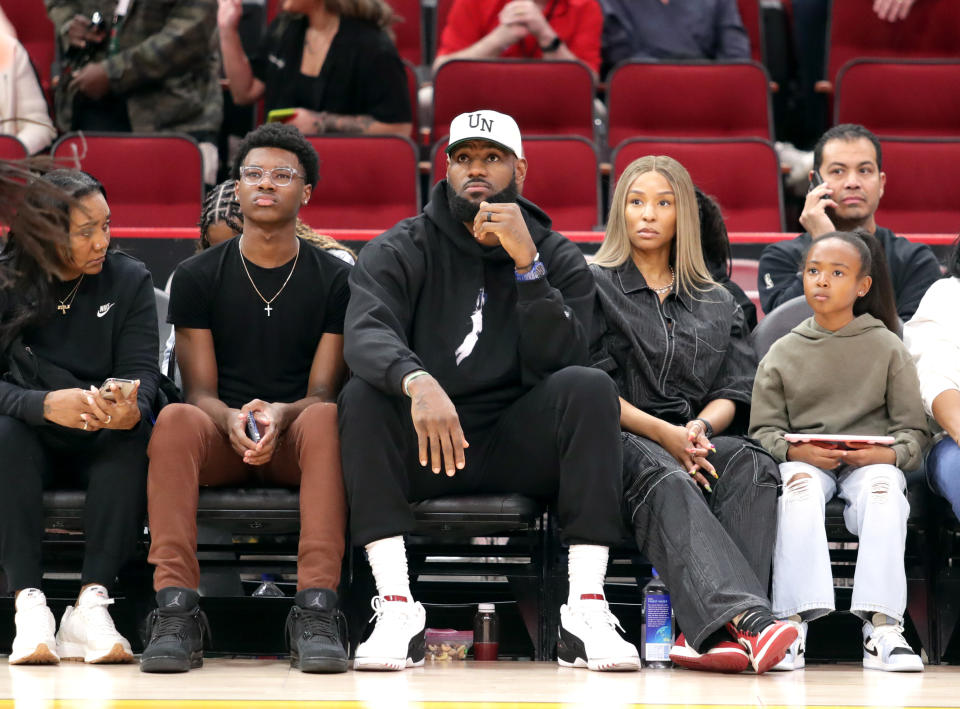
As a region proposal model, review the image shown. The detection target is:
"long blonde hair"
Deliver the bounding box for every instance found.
[593,155,715,296]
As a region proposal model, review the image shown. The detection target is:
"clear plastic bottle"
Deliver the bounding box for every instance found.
[252,573,284,597]
[473,603,499,661]
[641,568,673,668]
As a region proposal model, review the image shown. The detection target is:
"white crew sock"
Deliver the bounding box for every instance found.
[567,544,609,605]
[366,536,413,602]
[15,588,46,612]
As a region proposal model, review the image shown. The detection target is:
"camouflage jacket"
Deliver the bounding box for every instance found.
[46,0,222,135]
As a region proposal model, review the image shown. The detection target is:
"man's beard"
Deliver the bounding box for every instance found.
[447,173,520,223]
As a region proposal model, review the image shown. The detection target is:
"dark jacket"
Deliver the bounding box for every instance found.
[0,251,160,426]
[757,227,942,320]
[46,0,222,135]
[344,180,595,431]
[590,259,755,428]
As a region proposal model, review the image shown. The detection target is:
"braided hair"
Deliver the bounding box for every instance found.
[198,180,243,251]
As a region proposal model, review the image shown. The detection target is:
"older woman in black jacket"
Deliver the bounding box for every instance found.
[0,168,158,665]
[591,155,793,674]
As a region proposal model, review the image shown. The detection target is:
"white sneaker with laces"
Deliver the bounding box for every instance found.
[353,595,426,671]
[770,620,806,671]
[9,588,59,665]
[557,596,640,671]
[55,585,133,663]
[862,621,923,672]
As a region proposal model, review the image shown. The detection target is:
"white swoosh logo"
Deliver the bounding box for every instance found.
[97,303,115,318]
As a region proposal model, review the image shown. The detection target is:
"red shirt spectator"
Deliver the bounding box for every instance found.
[436,0,602,74]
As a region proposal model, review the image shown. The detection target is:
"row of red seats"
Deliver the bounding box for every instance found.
[3,132,956,236]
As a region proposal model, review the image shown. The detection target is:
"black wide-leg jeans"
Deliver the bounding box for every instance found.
[339,366,625,548]
[622,432,781,651]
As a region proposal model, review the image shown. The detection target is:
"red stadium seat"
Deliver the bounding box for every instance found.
[432,59,595,144]
[431,135,601,231]
[835,60,960,138]
[0,135,27,160]
[388,0,423,66]
[874,138,960,234]
[1,0,56,97]
[302,135,420,230]
[824,0,960,87]
[736,0,764,65]
[51,133,204,229]
[606,62,773,150]
[611,138,784,232]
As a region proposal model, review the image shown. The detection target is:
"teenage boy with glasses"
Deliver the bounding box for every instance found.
[140,123,352,674]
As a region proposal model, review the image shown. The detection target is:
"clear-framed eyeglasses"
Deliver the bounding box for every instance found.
[238,166,305,187]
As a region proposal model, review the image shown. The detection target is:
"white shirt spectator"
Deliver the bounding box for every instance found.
[903,277,960,418]
[0,33,56,154]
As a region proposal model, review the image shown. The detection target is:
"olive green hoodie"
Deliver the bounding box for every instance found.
[749,313,928,469]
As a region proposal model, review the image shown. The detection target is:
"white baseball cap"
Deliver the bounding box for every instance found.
[446,110,524,159]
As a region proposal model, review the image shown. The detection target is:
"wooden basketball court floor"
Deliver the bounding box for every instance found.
[3,660,960,708]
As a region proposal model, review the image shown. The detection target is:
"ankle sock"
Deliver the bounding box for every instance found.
[871,612,896,627]
[567,544,608,605]
[366,536,413,601]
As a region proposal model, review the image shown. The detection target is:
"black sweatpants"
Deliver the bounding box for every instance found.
[0,415,150,592]
[339,366,625,548]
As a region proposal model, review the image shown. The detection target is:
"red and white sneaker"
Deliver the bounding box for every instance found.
[726,608,798,674]
[669,632,750,673]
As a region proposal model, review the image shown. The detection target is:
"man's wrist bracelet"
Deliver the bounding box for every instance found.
[402,370,429,397]
[540,35,562,52]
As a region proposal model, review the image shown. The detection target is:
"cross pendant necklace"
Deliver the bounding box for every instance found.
[238,235,300,316]
[56,274,85,315]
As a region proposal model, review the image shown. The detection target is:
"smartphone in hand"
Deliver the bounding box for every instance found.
[808,170,829,198]
[246,411,262,443]
[99,378,137,401]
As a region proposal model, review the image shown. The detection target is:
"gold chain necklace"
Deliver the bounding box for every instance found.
[238,236,300,317]
[56,274,85,315]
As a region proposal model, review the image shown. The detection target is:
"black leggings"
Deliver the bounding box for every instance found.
[339,366,626,548]
[0,415,150,592]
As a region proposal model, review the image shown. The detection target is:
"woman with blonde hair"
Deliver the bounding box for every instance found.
[590,156,794,674]
[218,0,411,137]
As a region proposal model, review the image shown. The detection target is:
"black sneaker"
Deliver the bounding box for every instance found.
[140,587,211,673]
[286,588,348,673]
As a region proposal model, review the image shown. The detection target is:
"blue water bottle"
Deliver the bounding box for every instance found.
[641,568,673,668]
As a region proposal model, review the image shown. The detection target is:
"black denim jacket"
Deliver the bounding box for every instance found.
[589,260,756,427]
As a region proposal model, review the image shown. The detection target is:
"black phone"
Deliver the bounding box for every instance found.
[808,170,824,192]
[246,411,261,443]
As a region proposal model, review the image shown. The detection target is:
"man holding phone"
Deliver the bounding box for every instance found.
[758,124,940,320]
[339,110,638,672]
[140,123,351,674]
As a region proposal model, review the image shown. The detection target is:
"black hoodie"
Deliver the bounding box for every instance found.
[344,180,595,431]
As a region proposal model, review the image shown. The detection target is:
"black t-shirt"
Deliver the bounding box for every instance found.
[251,15,411,123]
[168,237,350,409]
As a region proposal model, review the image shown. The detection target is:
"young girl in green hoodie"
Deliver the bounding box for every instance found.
[749,231,928,673]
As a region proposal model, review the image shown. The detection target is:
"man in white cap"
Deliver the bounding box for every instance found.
[339,109,638,671]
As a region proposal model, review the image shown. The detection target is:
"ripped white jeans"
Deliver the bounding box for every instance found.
[772,462,909,623]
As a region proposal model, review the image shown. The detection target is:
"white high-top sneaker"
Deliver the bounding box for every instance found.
[55,585,133,663]
[557,596,640,671]
[770,620,807,671]
[862,621,923,672]
[9,588,59,665]
[353,595,426,671]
